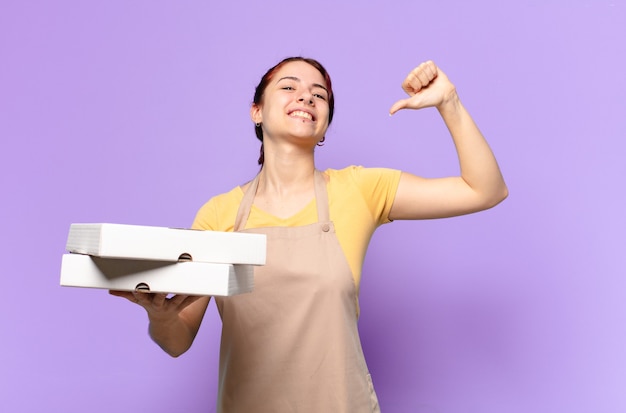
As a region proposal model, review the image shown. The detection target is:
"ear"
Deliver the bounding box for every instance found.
[250,104,262,124]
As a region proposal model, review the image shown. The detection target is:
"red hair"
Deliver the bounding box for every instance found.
[253,57,335,165]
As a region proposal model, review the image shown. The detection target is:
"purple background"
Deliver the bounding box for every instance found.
[2,1,625,412]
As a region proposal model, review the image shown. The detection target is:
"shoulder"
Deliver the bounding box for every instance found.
[324,166,402,188]
[325,166,402,225]
[191,186,244,231]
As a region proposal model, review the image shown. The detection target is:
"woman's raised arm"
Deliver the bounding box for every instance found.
[388,61,508,220]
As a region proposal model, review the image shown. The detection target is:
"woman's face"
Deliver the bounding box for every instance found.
[251,61,330,145]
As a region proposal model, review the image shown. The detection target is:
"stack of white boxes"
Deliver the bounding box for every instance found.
[60,223,266,296]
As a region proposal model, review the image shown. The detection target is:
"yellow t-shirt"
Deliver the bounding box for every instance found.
[191,166,402,292]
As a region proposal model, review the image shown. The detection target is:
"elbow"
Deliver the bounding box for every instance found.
[486,183,509,209]
[166,350,186,358]
[501,184,509,202]
[159,343,190,358]
[473,182,508,212]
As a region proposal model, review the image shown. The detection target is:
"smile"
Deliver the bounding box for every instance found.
[288,110,315,121]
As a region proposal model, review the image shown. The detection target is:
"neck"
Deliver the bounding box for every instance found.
[258,142,316,196]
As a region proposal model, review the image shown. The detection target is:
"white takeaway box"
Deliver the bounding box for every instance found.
[65,223,266,265]
[60,253,254,296]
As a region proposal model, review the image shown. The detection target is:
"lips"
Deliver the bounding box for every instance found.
[288,109,315,121]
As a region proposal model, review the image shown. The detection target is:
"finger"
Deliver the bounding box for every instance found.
[403,61,438,95]
[422,60,438,80]
[168,294,204,310]
[178,295,206,311]
[151,293,169,308]
[168,294,191,307]
[389,98,410,115]
[417,62,438,88]
[401,73,424,96]
[170,294,190,308]
[414,67,432,88]
[109,290,137,303]
[132,290,155,306]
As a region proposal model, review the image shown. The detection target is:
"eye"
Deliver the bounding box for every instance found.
[314,93,327,100]
[282,86,295,91]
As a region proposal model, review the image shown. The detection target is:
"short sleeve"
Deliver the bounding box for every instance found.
[191,198,219,230]
[191,187,242,232]
[347,166,402,225]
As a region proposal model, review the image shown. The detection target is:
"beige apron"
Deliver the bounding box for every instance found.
[213,170,381,412]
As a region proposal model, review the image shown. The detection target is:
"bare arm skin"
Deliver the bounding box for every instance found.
[388,61,508,220]
[109,290,210,357]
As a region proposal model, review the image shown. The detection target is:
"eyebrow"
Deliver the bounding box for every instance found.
[277,76,329,94]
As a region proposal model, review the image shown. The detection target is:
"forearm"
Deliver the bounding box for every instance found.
[388,61,507,220]
[437,93,508,207]
[146,296,210,357]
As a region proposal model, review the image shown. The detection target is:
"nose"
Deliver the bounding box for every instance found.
[297,92,314,105]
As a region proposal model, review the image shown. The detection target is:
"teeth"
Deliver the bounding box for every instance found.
[290,110,313,121]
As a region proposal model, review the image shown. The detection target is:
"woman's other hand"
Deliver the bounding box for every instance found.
[389,61,457,115]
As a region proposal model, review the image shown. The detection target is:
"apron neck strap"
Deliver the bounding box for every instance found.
[234,170,329,231]
[313,170,330,223]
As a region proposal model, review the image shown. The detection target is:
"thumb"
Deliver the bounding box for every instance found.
[389,98,409,115]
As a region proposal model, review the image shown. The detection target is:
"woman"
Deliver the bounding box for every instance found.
[111,57,507,412]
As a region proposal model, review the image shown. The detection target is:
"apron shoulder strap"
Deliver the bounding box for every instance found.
[313,170,330,223]
[234,175,260,232]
